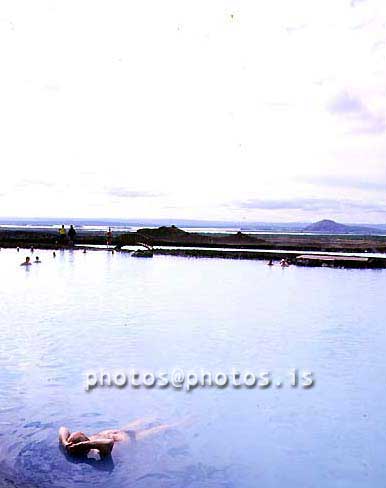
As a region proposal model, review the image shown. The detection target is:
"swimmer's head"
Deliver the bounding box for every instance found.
[68,431,90,444]
[26,257,30,263]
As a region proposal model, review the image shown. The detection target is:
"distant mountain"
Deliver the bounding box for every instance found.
[304,219,380,234]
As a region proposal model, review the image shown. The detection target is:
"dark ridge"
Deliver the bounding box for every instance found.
[130,226,266,248]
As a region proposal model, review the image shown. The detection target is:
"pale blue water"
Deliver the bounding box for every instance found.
[0,248,385,487]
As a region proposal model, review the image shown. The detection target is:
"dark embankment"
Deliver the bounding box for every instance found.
[2,225,386,254]
[126,226,265,248]
[117,225,386,253]
[0,229,136,249]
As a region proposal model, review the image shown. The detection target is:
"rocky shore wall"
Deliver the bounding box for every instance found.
[2,226,386,259]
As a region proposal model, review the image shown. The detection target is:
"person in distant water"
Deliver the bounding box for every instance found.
[59,225,67,246]
[106,227,113,246]
[20,256,31,266]
[68,225,76,246]
[17,247,20,252]
[30,246,34,253]
[59,418,186,460]
[83,249,87,254]
[53,251,56,258]
[35,256,42,263]
[268,259,273,266]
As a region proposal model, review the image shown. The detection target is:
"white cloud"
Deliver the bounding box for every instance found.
[327,91,385,134]
[0,0,385,222]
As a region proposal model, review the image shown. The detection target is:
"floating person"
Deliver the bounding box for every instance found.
[17,247,20,252]
[35,256,42,263]
[20,256,32,266]
[106,227,113,247]
[59,225,67,246]
[280,259,289,267]
[68,225,77,246]
[59,418,186,460]
[53,251,56,258]
[83,249,87,254]
[267,259,274,266]
[30,246,34,253]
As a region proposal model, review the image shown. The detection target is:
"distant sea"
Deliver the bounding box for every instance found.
[1,218,386,235]
[0,217,309,234]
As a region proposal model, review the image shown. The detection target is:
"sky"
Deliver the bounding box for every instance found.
[0,0,385,223]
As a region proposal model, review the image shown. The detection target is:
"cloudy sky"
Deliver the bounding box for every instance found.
[0,0,385,222]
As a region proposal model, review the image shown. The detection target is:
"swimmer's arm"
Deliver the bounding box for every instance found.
[61,435,114,456]
[58,427,71,447]
[66,440,94,456]
[77,438,114,458]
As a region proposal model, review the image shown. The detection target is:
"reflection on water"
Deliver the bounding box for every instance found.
[0,249,386,487]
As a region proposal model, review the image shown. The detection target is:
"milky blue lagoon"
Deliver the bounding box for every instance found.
[0,248,385,487]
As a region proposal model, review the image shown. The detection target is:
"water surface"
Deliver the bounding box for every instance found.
[0,249,385,487]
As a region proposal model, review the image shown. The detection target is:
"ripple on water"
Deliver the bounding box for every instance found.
[1,250,386,487]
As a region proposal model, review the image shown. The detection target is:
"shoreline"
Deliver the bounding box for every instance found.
[2,226,386,268]
[2,225,386,252]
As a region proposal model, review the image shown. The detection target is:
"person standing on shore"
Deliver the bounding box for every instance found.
[59,225,67,246]
[106,227,113,247]
[68,225,77,246]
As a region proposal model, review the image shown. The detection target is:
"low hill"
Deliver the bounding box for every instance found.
[133,226,266,247]
[304,219,379,234]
